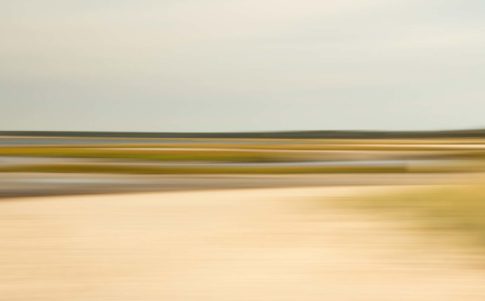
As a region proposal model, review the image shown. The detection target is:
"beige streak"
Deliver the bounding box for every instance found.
[0,187,484,300]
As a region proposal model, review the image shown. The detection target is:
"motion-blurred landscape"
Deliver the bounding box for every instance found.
[4,0,485,299]
[2,130,485,196]
[2,130,485,300]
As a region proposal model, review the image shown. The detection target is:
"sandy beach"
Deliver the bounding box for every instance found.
[0,186,484,300]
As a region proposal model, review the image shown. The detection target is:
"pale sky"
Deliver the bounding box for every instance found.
[1,0,485,132]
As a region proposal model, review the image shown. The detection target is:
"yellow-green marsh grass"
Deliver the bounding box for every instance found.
[0,161,478,174]
[345,183,485,249]
[0,163,409,174]
[0,147,318,163]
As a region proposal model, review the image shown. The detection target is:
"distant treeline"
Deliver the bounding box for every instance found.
[2,130,485,139]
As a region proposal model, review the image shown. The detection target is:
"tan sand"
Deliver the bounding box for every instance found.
[0,186,484,300]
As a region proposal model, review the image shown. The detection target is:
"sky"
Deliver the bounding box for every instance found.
[1,0,485,132]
